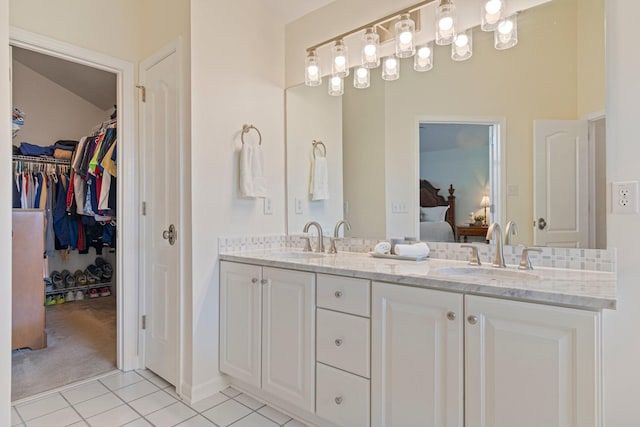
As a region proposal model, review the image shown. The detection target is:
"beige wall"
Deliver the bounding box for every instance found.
[12,60,111,146]
[577,0,605,117]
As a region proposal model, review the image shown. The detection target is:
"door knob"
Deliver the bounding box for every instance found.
[537,218,547,230]
[162,224,176,245]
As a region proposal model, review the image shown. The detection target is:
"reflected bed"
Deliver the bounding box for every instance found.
[419,180,456,242]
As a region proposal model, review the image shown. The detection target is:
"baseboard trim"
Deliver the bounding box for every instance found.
[180,374,229,405]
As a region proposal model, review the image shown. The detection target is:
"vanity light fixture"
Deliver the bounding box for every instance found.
[414,42,434,72]
[328,75,344,96]
[304,50,321,87]
[395,14,416,58]
[361,28,380,68]
[331,40,349,78]
[452,29,473,61]
[354,66,370,89]
[382,57,400,81]
[436,0,456,45]
[481,0,506,31]
[494,14,518,49]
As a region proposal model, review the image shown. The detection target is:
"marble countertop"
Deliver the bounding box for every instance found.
[220,249,617,311]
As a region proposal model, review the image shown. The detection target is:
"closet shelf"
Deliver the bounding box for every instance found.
[12,154,71,165]
[45,282,112,296]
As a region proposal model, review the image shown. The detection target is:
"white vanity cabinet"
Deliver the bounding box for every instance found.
[219,261,316,412]
[371,282,601,427]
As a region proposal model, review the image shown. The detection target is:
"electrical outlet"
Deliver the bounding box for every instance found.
[612,181,639,214]
[294,197,303,215]
[263,197,273,215]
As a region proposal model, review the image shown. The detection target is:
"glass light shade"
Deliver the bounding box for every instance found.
[353,67,370,89]
[414,42,434,72]
[328,76,344,96]
[395,14,416,58]
[436,0,456,46]
[480,195,490,207]
[361,28,380,68]
[451,29,473,61]
[381,57,400,81]
[331,39,349,78]
[494,15,518,49]
[304,50,322,87]
[481,0,505,31]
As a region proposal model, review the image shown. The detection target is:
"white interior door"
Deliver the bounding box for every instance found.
[140,44,181,385]
[533,120,588,247]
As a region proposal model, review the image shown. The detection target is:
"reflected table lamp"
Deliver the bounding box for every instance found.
[480,195,490,226]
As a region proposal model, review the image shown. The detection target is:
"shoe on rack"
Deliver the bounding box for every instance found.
[95,257,106,267]
[85,267,97,284]
[50,271,63,289]
[75,269,88,286]
[75,290,85,301]
[89,288,99,298]
[102,263,113,280]
[56,294,65,304]
[86,265,102,283]
[46,295,56,305]
[64,272,76,288]
[65,290,75,302]
[100,287,111,297]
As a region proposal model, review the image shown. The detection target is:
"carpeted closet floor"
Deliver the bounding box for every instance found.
[12,295,117,401]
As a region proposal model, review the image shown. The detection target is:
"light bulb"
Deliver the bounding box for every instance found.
[395,13,416,58]
[485,0,502,15]
[455,34,469,47]
[354,67,370,89]
[364,44,376,57]
[304,50,321,87]
[307,65,318,76]
[382,57,399,80]
[357,68,368,78]
[482,0,505,30]
[399,31,413,44]
[452,30,472,61]
[494,14,518,49]
[385,58,397,70]
[418,46,431,58]
[331,76,341,87]
[439,16,454,31]
[334,56,346,67]
[331,40,349,77]
[498,19,513,34]
[414,43,434,72]
[328,76,343,96]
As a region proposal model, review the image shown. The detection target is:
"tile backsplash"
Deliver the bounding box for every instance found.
[218,234,616,273]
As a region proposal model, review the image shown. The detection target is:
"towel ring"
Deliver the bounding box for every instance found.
[241,124,262,145]
[312,140,326,158]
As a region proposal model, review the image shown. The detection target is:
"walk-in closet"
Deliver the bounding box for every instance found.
[11,46,119,401]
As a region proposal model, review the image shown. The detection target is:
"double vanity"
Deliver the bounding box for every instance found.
[219,242,615,427]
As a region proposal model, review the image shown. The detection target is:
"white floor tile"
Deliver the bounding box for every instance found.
[188,392,229,413]
[134,369,156,380]
[24,407,81,427]
[113,380,159,402]
[99,371,144,391]
[202,399,252,427]
[230,412,279,427]
[73,392,123,419]
[257,406,293,425]
[147,375,170,389]
[11,407,22,426]
[163,387,180,399]
[122,419,153,426]
[174,415,217,427]
[62,381,111,405]
[16,394,68,421]
[67,422,90,427]
[284,419,309,427]
[86,405,139,427]
[144,402,197,427]
[234,393,265,410]
[129,390,177,415]
[220,386,242,398]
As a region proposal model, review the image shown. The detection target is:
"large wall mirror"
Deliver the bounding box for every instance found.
[286,0,605,248]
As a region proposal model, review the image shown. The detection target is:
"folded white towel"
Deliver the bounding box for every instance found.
[310,156,329,200]
[240,143,267,198]
[393,242,430,258]
[374,241,391,254]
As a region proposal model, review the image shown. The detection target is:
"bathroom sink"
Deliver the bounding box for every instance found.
[268,251,326,260]
[434,266,540,281]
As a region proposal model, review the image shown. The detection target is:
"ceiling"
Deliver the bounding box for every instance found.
[12,46,117,111]
[419,123,491,153]
[264,0,336,24]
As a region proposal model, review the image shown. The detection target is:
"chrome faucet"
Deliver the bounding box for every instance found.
[504,220,518,246]
[486,222,506,268]
[328,220,351,254]
[302,221,325,253]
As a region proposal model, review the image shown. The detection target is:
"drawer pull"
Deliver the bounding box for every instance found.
[251,278,259,284]
[447,311,457,321]
[334,290,343,298]
[335,338,343,347]
[334,396,343,405]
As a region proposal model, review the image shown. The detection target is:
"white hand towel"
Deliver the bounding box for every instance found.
[240,143,267,198]
[310,156,329,200]
[374,241,391,254]
[393,242,430,258]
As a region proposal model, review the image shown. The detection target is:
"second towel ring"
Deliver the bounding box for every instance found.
[312,140,326,158]
[241,124,262,145]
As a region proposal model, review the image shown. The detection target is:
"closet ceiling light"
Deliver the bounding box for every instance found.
[482,0,506,31]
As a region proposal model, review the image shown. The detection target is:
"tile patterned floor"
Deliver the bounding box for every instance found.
[11,370,310,427]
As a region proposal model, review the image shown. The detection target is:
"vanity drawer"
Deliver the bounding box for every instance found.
[317,308,370,378]
[317,274,370,317]
[316,362,370,427]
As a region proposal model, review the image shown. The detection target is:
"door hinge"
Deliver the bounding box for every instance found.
[141,315,147,330]
[142,201,147,216]
[136,84,146,102]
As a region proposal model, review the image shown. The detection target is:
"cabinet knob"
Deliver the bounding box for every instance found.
[467,315,479,325]
[260,279,269,285]
[335,338,343,347]
[334,396,343,405]
[334,290,343,298]
[446,311,457,321]
[251,278,259,284]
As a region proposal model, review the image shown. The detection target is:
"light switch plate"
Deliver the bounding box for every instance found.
[263,197,273,215]
[294,197,303,215]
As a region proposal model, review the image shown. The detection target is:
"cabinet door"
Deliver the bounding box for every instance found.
[465,295,601,427]
[372,282,463,427]
[219,261,262,388]
[262,267,315,412]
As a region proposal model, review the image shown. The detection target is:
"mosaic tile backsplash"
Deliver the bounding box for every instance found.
[218,234,616,273]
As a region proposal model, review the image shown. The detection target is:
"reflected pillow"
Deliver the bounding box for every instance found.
[421,205,449,222]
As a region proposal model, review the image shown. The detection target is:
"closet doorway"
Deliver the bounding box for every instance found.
[9,30,138,401]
